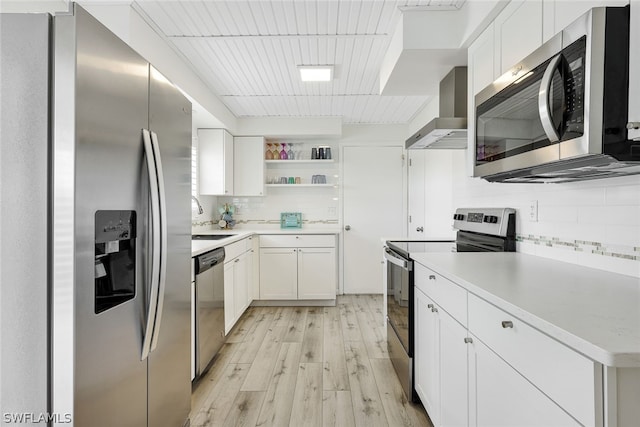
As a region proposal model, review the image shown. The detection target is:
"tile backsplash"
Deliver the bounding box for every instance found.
[450,151,640,278]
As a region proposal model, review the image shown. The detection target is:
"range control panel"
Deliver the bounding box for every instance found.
[452,208,516,237]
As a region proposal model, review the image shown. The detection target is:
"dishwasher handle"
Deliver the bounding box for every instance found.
[196,247,226,274]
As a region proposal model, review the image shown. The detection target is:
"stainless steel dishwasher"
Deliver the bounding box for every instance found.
[194,247,225,378]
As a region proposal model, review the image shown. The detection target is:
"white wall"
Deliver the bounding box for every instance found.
[452,157,640,278]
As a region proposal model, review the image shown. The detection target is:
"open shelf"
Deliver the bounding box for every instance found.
[266,184,336,188]
[265,159,334,164]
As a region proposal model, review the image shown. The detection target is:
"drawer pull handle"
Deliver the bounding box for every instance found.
[427,304,434,309]
[501,321,514,329]
[431,307,438,313]
[464,337,473,344]
[428,275,436,280]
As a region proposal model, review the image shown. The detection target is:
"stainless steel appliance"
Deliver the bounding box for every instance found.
[385,208,516,401]
[406,67,468,150]
[1,5,191,426]
[194,248,226,378]
[474,6,639,183]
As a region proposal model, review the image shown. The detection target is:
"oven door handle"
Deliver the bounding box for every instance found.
[384,248,410,270]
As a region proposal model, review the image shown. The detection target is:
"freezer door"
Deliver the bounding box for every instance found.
[69,6,149,426]
[147,66,192,427]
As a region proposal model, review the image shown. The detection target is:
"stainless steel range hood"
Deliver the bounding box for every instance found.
[406,67,467,149]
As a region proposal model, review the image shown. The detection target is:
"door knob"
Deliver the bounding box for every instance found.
[416,227,424,232]
[345,225,351,231]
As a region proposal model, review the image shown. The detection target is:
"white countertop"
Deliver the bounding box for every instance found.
[191,228,341,257]
[411,252,640,368]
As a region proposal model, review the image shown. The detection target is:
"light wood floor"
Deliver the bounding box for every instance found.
[190,294,433,427]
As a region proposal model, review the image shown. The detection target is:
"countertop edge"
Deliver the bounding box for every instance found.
[191,229,341,257]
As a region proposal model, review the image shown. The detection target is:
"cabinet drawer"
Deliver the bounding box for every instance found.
[259,234,335,248]
[468,294,599,426]
[415,264,467,325]
[224,238,248,261]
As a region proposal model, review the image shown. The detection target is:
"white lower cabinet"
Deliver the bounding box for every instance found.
[297,247,336,299]
[259,234,337,301]
[414,286,467,427]
[259,248,298,299]
[223,238,253,334]
[414,262,602,427]
[414,289,441,425]
[468,335,580,427]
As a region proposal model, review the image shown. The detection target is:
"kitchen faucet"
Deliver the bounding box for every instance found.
[191,196,204,214]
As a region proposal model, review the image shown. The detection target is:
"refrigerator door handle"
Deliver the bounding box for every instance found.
[149,131,168,352]
[141,128,161,361]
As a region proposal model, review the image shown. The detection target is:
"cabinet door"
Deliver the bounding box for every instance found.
[414,288,440,426]
[468,335,581,427]
[439,308,468,427]
[223,261,235,334]
[494,0,543,75]
[407,150,425,239]
[297,247,336,299]
[259,248,297,299]
[198,128,234,195]
[234,136,265,196]
[233,252,249,320]
[423,151,456,240]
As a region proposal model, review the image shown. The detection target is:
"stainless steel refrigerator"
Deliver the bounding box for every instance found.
[1,4,192,426]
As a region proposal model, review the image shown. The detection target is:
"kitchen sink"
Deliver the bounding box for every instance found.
[191,234,234,240]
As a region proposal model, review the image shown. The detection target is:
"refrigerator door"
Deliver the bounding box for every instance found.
[69,6,149,426]
[147,66,192,427]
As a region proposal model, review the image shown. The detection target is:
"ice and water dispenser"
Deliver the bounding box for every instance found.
[94,210,136,314]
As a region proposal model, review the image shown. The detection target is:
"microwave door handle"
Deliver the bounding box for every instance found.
[538,53,562,143]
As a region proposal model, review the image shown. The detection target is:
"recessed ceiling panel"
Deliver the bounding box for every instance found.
[134,0,462,124]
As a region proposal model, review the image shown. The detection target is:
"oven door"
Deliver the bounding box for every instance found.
[384,247,414,400]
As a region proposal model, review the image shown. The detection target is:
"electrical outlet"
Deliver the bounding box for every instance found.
[529,200,538,222]
[327,206,337,218]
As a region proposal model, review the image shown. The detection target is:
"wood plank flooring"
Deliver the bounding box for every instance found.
[190,295,432,427]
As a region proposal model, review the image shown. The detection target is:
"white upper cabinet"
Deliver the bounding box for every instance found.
[543,0,630,42]
[233,136,265,196]
[494,0,543,76]
[198,128,234,195]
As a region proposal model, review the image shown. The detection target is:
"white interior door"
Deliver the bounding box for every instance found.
[343,145,404,294]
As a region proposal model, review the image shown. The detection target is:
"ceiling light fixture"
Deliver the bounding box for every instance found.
[298,65,334,82]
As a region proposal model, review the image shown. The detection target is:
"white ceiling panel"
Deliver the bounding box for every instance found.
[134,0,464,124]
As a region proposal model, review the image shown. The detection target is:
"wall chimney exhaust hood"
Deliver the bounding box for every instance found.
[406,67,467,149]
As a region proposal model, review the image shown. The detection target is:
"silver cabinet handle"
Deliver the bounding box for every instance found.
[464,337,473,344]
[501,321,514,329]
[416,227,424,232]
[345,225,351,231]
[538,53,562,143]
[428,275,436,280]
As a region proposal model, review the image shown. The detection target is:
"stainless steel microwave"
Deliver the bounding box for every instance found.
[474,6,640,183]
